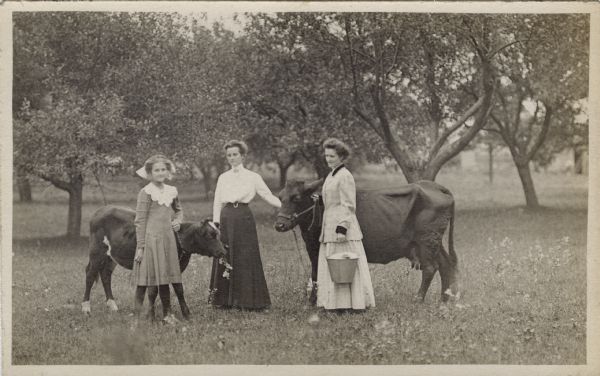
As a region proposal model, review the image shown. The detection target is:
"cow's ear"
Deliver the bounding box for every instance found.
[200,219,211,233]
[304,179,323,193]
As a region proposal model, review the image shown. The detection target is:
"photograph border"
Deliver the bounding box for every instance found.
[1,2,599,375]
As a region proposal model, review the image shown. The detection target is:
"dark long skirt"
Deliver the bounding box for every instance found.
[209,204,271,309]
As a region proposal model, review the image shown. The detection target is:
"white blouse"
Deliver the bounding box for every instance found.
[212,165,281,222]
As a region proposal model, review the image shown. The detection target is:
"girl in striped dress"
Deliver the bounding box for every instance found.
[132,154,184,323]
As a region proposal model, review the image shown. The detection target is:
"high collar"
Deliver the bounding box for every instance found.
[331,163,345,177]
[231,164,245,173]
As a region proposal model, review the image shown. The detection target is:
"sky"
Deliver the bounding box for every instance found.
[187,11,247,35]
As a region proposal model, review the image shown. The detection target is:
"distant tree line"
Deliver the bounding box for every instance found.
[13,12,589,237]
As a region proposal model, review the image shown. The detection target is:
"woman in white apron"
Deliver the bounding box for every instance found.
[316,138,375,312]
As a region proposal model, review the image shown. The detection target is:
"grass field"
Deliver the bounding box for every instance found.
[10,168,587,364]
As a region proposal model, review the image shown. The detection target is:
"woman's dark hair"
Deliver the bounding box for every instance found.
[224,139,249,156]
[323,137,351,160]
[144,154,174,174]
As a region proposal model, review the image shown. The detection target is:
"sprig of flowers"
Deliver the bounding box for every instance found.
[218,257,233,279]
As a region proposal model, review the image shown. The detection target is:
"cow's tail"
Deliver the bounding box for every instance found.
[448,200,458,267]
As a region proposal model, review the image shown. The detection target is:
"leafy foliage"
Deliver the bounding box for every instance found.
[240,13,501,182]
[485,14,589,206]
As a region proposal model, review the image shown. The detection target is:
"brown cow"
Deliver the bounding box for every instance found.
[275,179,459,304]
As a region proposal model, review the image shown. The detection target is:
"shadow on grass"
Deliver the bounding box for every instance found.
[457,205,586,216]
[13,236,88,249]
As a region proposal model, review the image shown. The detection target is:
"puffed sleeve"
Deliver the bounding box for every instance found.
[337,170,356,230]
[134,189,151,249]
[212,174,225,223]
[171,189,183,226]
[255,173,281,208]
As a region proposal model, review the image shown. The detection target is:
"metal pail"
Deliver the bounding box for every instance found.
[326,254,358,284]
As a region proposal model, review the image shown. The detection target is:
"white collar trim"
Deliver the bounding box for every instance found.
[230,164,246,173]
[143,183,178,207]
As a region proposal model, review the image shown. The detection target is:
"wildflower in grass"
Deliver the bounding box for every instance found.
[208,288,218,304]
[438,305,450,319]
[374,319,395,336]
[500,237,514,249]
[306,279,315,292]
[308,313,320,325]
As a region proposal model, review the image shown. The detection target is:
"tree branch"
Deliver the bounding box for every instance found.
[36,172,72,192]
[385,37,401,78]
[430,96,485,158]
[488,39,528,59]
[482,126,503,135]
[369,85,393,143]
[461,18,485,62]
[523,100,540,151]
[490,112,520,157]
[526,103,553,161]
[510,92,526,144]
[353,105,383,139]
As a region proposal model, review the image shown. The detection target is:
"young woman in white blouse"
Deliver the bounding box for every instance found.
[209,140,282,310]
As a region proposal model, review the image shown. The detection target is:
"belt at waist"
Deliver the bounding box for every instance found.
[225,202,249,208]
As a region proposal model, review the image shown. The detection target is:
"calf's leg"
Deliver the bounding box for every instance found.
[99,257,118,311]
[134,286,147,318]
[82,262,100,315]
[172,283,190,320]
[82,230,107,314]
[147,286,158,320]
[158,284,171,318]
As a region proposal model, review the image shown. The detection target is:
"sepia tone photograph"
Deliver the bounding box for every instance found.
[1,1,598,375]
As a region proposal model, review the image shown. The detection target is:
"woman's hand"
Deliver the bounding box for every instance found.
[335,225,347,242]
[134,248,144,263]
[310,193,320,202]
[171,221,181,232]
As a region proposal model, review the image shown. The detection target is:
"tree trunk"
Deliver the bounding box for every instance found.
[17,173,32,202]
[574,147,583,175]
[276,154,296,189]
[278,164,287,189]
[198,162,213,199]
[408,159,440,182]
[515,161,540,209]
[214,157,226,177]
[277,160,289,189]
[66,177,83,239]
[313,159,330,179]
[488,143,494,183]
[412,168,437,182]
